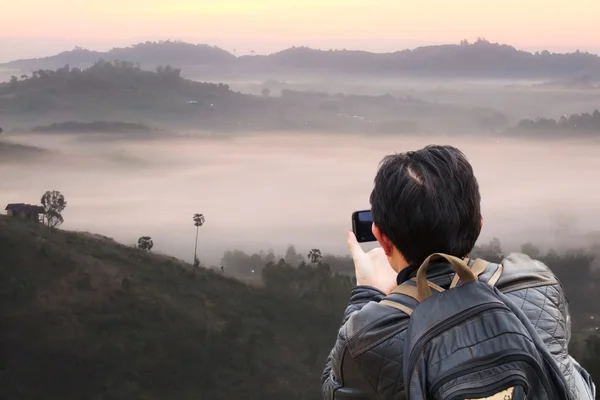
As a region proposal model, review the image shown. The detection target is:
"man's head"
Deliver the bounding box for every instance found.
[370,145,482,271]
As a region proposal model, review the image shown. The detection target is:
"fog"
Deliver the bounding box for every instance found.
[1,131,599,265]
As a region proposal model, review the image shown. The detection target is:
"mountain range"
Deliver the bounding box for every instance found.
[3,38,600,80]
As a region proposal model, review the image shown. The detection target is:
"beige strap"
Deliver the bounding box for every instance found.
[467,387,514,399]
[380,299,413,316]
[450,258,490,289]
[391,283,420,302]
[410,278,444,292]
[417,253,476,301]
[488,264,504,287]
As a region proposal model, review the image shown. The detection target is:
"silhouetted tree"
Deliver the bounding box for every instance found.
[41,190,67,228]
[137,236,154,251]
[521,242,541,259]
[471,237,504,263]
[308,249,323,265]
[284,245,304,266]
[192,213,205,267]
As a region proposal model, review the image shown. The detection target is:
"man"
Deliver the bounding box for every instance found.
[322,145,593,399]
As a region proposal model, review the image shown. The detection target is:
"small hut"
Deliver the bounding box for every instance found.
[5,203,45,223]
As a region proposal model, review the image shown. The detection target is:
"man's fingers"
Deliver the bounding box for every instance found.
[347,231,364,259]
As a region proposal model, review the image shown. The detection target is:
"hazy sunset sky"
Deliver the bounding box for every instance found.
[1,0,599,61]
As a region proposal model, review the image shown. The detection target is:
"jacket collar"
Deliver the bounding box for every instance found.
[396,259,454,285]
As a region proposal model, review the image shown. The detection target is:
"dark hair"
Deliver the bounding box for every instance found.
[369,145,482,266]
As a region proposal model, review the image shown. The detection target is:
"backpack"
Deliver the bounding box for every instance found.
[380,253,572,400]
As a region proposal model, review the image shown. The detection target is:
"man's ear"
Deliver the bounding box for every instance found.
[372,223,394,256]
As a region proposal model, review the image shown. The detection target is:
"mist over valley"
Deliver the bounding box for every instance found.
[2,130,599,267]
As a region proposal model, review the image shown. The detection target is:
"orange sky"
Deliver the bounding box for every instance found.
[1,0,599,61]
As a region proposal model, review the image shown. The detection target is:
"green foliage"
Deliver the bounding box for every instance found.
[193,213,205,227]
[513,109,600,134]
[307,248,323,265]
[137,236,154,251]
[40,190,67,228]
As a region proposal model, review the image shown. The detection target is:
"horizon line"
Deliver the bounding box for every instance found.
[2,37,600,64]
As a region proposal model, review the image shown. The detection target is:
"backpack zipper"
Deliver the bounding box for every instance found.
[405,302,510,399]
[430,352,548,396]
[443,371,527,400]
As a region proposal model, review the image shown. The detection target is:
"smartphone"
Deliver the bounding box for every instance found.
[351,210,377,242]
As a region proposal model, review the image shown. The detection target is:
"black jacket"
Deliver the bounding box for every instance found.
[321,253,590,399]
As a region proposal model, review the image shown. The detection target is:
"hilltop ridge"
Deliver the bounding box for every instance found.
[3,38,600,79]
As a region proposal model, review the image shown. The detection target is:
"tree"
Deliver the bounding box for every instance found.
[261,88,271,97]
[284,245,304,266]
[308,249,323,265]
[471,237,504,263]
[137,236,154,251]
[41,190,67,228]
[521,242,541,259]
[192,213,206,267]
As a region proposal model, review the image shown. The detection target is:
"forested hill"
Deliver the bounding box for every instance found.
[3,38,600,79]
[0,60,509,133]
[1,215,599,399]
[0,215,352,399]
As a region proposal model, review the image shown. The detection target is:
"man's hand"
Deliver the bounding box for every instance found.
[347,231,398,295]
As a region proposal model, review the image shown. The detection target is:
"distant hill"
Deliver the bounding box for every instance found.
[31,121,158,134]
[509,109,600,136]
[534,75,600,90]
[3,41,235,71]
[0,60,269,131]
[0,140,47,160]
[2,38,600,79]
[0,60,511,134]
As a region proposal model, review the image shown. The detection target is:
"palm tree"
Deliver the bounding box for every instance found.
[308,249,323,265]
[192,213,206,267]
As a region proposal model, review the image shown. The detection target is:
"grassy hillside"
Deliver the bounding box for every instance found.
[0,215,345,400]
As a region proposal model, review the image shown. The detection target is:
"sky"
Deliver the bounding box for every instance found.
[1,0,600,62]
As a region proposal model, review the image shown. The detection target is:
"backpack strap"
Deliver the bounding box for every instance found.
[409,277,444,293]
[487,263,504,287]
[417,253,476,301]
[380,255,474,315]
[379,299,415,316]
[449,258,505,289]
[449,258,490,288]
[379,282,423,316]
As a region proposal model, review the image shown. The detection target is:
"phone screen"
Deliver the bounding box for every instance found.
[352,210,376,242]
